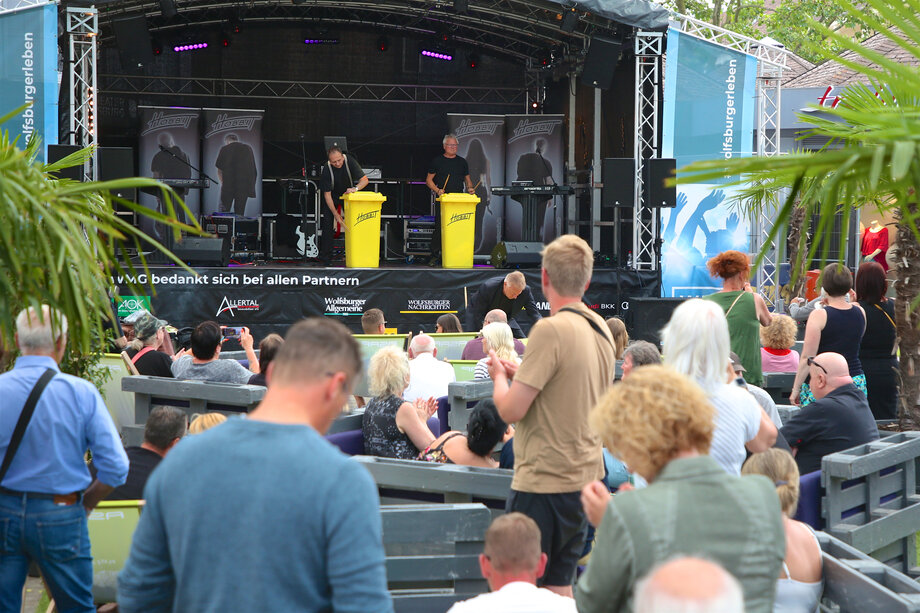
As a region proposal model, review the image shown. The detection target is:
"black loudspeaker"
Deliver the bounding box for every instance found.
[582,36,622,90]
[491,241,543,268]
[112,15,154,74]
[172,237,230,267]
[97,147,137,203]
[602,158,634,208]
[643,158,677,208]
[47,145,83,182]
[625,297,685,346]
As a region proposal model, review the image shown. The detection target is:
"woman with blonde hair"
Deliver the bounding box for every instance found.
[576,366,785,613]
[742,449,823,612]
[361,345,438,459]
[473,322,520,380]
[605,317,628,360]
[188,412,226,434]
[760,314,800,373]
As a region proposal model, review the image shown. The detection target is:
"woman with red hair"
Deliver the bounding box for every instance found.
[702,250,772,386]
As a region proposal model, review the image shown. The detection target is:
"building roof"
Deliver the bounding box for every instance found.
[783,27,917,88]
[781,52,817,85]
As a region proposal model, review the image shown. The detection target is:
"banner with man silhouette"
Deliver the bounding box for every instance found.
[202,108,264,218]
[503,114,565,243]
[138,106,201,241]
[447,114,505,254]
[660,30,757,298]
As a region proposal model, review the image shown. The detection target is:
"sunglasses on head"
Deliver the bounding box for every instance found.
[806,356,827,375]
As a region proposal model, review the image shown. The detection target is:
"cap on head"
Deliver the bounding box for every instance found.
[134,313,168,340]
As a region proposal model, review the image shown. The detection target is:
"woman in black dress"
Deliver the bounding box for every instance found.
[856,261,898,419]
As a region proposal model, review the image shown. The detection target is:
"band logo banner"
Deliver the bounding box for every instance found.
[660,30,756,298]
[0,5,57,161]
[202,108,264,218]
[503,114,564,243]
[447,114,505,255]
[138,106,201,240]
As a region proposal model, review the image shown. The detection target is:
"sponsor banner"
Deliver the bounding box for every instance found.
[0,5,57,160]
[202,108,264,218]
[138,106,201,240]
[503,114,565,242]
[660,29,757,298]
[114,267,659,342]
[116,295,152,318]
[447,114,505,254]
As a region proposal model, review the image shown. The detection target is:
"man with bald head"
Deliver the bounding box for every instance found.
[461,309,526,360]
[634,557,744,613]
[781,351,879,474]
[403,333,456,403]
[467,271,543,339]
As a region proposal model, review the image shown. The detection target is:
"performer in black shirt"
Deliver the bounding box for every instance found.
[425,134,475,266]
[319,146,368,265]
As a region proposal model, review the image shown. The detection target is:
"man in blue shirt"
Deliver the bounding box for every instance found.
[118,317,393,613]
[0,306,129,613]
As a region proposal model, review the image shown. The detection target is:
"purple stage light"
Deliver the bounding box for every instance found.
[304,38,339,44]
[421,49,453,61]
[173,42,208,52]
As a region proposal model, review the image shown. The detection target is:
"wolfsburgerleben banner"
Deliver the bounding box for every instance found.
[202,109,264,217]
[0,4,57,160]
[503,114,565,243]
[660,29,757,298]
[447,114,505,255]
[138,106,201,240]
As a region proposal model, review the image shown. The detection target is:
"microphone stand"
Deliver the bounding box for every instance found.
[157,145,219,186]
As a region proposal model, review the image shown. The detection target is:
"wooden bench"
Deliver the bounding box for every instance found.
[822,431,920,576]
[762,372,796,404]
[99,353,137,433]
[88,500,144,604]
[429,333,478,361]
[383,503,491,612]
[355,455,512,510]
[446,380,494,432]
[818,530,920,611]
[353,334,411,398]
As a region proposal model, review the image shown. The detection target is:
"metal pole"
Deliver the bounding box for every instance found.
[567,74,577,235]
[592,87,601,250]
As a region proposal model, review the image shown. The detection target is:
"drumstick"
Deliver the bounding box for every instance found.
[471,179,481,191]
[441,175,450,191]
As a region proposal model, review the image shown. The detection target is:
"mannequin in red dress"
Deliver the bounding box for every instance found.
[862,220,889,272]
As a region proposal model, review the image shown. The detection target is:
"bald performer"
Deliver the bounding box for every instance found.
[466,272,542,339]
[780,352,879,474]
[634,557,744,613]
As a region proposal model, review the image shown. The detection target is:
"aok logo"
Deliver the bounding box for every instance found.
[448,212,473,226]
[216,296,261,317]
[117,296,151,317]
[355,210,378,225]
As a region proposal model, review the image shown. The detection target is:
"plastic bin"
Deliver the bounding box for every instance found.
[438,192,480,269]
[805,269,821,301]
[342,191,386,268]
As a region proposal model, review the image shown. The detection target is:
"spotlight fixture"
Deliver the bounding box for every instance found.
[174,42,208,52]
[152,42,162,55]
[304,38,338,44]
[220,32,231,47]
[421,49,452,61]
[468,53,479,69]
[560,7,578,33]
[377,36,389,52]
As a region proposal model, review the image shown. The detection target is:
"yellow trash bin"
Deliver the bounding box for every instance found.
[438,192,480,269]
[342,191,386,268]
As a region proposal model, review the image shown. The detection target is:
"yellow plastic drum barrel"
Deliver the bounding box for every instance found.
[342,191,386,268]
[438,192,480,269]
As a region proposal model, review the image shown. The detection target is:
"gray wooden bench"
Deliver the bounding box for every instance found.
[762,372,796,404]
[355,456,512,510]
[447,380,494,432]
[818,530,920,612]
[382,503,490,612]
[822,431,920,577]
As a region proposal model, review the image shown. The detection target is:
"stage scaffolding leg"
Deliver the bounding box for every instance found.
[66,5,97,181]
[567,73,577,237]
[752,69,782,308]
[632,32,663,272]
[592,88,602,250]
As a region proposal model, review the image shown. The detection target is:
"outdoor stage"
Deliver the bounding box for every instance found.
[115,264,660,342]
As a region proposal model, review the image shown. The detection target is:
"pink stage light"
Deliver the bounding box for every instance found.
[173,42,208,52]
[421,50,452,61]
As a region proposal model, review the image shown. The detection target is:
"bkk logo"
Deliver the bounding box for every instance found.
[216,296,261,317]
[448,212,473,226]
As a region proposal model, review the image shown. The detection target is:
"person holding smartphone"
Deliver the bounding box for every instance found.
[171,321,259,384]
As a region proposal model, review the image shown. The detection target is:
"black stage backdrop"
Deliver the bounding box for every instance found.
[114,267,659,346]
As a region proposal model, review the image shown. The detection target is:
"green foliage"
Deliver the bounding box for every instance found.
[0,105,201,379]
[760,0,875,63]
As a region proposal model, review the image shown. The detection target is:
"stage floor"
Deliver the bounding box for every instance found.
[115,264,659,340]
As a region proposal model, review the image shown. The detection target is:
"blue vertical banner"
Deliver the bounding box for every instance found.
[0,4,58,160]
[660,29,757,297]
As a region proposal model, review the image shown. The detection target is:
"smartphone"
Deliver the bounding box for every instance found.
[222,326,243,340]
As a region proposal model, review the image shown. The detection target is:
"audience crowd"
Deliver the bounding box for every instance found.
[4,241,896,612]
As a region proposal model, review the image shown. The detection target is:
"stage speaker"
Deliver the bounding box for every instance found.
[491,241,543,268]
[626,297,685,346]
[47,144,83,182]
[582,36,622,90]
[98,147,137,203]
[643,158,677,207]
[602,158,634,208]
[172,237,229,267]
[112,15,154,74]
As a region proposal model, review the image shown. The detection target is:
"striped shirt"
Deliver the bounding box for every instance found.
[708,384,761,475]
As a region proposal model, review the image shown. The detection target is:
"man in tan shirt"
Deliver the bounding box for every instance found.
[488,234,615,597]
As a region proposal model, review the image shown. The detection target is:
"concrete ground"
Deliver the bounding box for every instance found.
[22,576,45,612]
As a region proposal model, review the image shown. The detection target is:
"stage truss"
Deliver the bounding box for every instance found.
[632,31,663,272]
[67,5,98,180]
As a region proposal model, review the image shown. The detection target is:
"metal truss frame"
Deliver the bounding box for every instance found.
[67,5,97,180]
[98,74,528,107]
[0,0,44,14]
[632,31,663,271]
